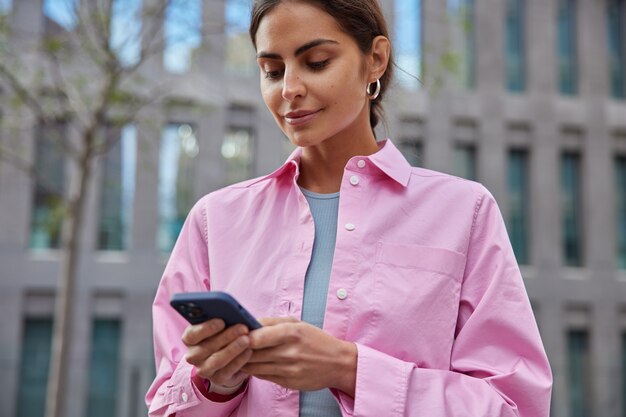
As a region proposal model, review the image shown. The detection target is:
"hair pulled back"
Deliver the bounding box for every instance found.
[249,0,394,131]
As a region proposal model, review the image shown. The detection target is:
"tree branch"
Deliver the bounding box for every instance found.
[0,60,82,160]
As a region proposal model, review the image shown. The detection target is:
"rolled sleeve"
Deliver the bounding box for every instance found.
[148,360,246,417]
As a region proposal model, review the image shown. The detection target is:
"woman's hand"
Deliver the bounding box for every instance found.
[182,319,253,390]
[242,317,357,397]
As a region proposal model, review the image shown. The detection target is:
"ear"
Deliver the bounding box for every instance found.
[367,35,391,83]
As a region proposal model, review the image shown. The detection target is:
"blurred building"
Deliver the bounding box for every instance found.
[0,0,625,417]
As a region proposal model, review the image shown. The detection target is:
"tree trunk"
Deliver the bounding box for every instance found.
[44,146,93,417]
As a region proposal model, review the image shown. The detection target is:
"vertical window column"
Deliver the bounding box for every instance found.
[397,117,424,167]
[561,152,583,267]
[567,330,592,417]
[225,0,256,76]
[86,319,121,417]
[16,318,53,417]
[222,105,256,186]
[505,0,526,92]
[164,0,202,74]
[454,144,477,180]
[507,149,530,265]
[398,140,423,168]
[558,0,579,95]
[222,127,255,185]
[29,124,66,250]
[42,0,77,31]
[448,0,476,88]
[394,0,422,89]
[109,0,143,67]
[158,123,199,252]
[98,124,137,251]
[622,332,626,417]
[0,0,11,15]
[616,156,626,268]
[608,0,626,99]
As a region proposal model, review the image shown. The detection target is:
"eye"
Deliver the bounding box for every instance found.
[309,59,330,71]
[263,68,283,80]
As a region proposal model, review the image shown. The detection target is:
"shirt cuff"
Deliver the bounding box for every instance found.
[191,369,247,402]
[148,360,247,417]
[332,343,413,417]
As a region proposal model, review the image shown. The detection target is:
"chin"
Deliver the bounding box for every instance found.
[288,133,328,149]
[284,128,328,148]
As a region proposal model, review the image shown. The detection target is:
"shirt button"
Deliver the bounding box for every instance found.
[337,288,348,300]
[345,223,356,231]
[357,160,366,169]
[181,392,188,402]
[349,175,360,186]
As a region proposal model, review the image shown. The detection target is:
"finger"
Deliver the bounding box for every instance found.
[182,319,225,346]
[258,316,298,327]
[185,325,249,366]
[210,348,254,385]
[195,335,251,381]
[249,322,301,349]
[246,345,290,364]
[242,361,288,378]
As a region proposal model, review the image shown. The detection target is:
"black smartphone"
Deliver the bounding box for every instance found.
[170,291,262,330]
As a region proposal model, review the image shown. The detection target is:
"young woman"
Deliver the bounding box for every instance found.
[146,1,552,416]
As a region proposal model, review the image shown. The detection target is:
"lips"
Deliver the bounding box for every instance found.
[283,109,321,126]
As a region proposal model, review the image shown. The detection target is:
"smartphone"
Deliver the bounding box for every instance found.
[170,291,262,330]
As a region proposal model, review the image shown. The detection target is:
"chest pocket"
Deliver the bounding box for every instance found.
[366,242,466,367]
[375,242,466,278]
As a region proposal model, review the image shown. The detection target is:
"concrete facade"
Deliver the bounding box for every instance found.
[0,0,625,416]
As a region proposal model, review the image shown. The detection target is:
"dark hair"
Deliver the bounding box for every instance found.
[249,0,394,131]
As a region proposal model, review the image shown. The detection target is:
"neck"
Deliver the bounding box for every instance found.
[297,131,379,194]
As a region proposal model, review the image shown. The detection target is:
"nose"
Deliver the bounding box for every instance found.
[282,69,306,102]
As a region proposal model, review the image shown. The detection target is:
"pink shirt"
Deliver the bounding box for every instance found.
[146,139,552,417]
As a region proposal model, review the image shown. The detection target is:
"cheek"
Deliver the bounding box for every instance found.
[261,84,282,114]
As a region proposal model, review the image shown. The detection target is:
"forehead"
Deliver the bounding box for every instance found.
[255,1,351,52]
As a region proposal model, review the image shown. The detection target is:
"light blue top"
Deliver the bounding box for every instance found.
[299,188,343,417]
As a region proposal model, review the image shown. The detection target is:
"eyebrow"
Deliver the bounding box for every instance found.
[256,39,339,59]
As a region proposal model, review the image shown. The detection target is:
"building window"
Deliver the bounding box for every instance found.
[561,152,583,267]
[164,0,202,74]
[558,0,578,95]
[616,156,626,268]
[505,0,526,92]
[158,123,198,252]
[225,0,256,76]
[507,149,530,265]
[16,318,53,417]
[448,0,476,89]
[86,319,121,417]
[222,127,255,185]
[98,124,136,251]
[454,143,477,180]
[110,0,142,67]
[42,0,77,31]
[30,124,66,250]
[567,330,591,417]
[398,139,423,167]
[622,332,626,417]
[608,0,626,99]
[394,0,422,89]
[0,0,11,15]
[0,0,9,44]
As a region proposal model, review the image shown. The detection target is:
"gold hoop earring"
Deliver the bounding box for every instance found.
[366,79,381,100]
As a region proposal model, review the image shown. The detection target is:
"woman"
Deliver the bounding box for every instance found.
[146,0,553,416]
